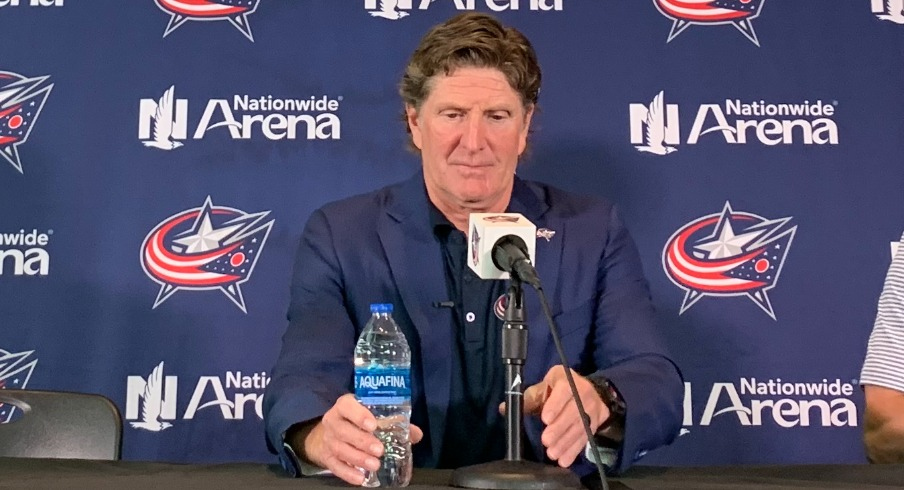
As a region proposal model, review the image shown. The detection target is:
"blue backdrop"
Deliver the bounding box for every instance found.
[1,0,900,467]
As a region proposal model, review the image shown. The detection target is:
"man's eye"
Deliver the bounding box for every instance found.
[443,112,462,119]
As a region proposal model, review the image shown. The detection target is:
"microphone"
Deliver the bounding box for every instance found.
[467,213,540,287]
[458,213,612,490]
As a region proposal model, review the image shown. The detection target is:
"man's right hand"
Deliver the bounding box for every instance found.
[291,393,423,485]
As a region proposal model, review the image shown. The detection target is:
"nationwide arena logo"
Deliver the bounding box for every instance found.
[681,378,857,430]
[0,229,52,277]
[365,0,562,20]
[0,71,53,174]
[662,202,796,320]
[126,361,270,431]
[0,0,63,6]
[0,349,38,424]
[140,196,274,313]
[155,0,260,42]
[629,91,838,154]
[653,0,766,46]
[138,86,342,149]
[873,0,904,24]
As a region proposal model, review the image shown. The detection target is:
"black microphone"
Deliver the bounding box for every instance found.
[491,235,541,288]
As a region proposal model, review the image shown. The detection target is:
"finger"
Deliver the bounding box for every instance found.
[327,438,381,473]
[540,381,575,425]
[410,424,424,444]
[556,433,590,468]
[543,364,566,382]
[545,419,586,461]
[335,394,378,432]
[523,382,548,415]
[322,454,366,486]
[541,403,579,449]
[499,401,506,415]
[331,419,383,457]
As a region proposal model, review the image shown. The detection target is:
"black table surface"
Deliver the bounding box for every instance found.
[1,458,902,490]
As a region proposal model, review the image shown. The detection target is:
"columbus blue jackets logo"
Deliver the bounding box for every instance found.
[155,0,260,42]
[141,196,273,313]
[654,0,766,46]
[0,349,38,424]
[662,202,796,320]
[0,71,52,174]
[494,294,507,321]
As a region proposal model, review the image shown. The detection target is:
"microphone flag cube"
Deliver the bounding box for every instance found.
[467,213,537,281]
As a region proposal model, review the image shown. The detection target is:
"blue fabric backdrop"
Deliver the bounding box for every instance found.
[1,0,899,467]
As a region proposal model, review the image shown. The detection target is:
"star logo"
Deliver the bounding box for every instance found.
[0,71,53,174]
[536,228,556,242]
[0,349,38,424]
[662,202,796,319]
[155,0,261,42]
[140,196,274,313]
[653,0,767,47]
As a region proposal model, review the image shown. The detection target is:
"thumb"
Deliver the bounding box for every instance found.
[522,381,549,416]
[410,423,424,444]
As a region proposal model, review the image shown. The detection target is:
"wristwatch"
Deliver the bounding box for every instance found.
[593,377,626,443]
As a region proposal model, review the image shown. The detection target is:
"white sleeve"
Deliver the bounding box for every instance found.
[861,231,904,392]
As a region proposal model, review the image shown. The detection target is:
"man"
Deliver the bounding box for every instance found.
[263,12,683,484]
[861,235,904,463]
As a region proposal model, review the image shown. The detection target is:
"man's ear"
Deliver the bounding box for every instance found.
[518,104,535,156]
[406,105,423,150]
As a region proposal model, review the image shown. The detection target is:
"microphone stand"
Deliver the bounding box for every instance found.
[451,277,582,489]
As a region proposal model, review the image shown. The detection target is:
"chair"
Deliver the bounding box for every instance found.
[0,389,122,460]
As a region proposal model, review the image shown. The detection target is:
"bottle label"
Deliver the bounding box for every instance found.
[354,367,411,406]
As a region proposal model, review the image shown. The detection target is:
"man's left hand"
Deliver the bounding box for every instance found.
[500,365,609,468]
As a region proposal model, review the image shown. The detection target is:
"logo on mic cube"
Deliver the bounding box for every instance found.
[468,213,536,281]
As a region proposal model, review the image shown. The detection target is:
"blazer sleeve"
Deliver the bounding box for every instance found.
[587,205,684,474]
[263,208,357,458]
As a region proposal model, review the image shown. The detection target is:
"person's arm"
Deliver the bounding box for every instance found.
[263,208,359,476]
[860,232,904,463]
[863,385,904,463]
[587,204,684,473]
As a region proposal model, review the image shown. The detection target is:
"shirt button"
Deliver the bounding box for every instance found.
[464,274,473,283]
[466,312,476,322]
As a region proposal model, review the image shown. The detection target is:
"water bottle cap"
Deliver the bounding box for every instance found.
[369,303,393,313]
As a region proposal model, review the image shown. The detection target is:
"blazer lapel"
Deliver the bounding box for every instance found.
[378,173,452,465]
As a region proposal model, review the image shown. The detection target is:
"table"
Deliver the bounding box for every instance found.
[0,458,902,489]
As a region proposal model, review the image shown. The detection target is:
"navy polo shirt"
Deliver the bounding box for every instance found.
[429,204,509,468]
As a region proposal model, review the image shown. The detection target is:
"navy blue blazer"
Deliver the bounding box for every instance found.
[264,172,683,476]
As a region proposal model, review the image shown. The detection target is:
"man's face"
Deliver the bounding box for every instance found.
[407,67,534,212]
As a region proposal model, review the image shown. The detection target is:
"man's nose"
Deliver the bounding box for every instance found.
[461,115,487,151]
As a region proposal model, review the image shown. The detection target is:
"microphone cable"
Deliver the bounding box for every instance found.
[533,282,611,490]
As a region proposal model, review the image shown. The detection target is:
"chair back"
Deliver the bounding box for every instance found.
[0,389,122,460]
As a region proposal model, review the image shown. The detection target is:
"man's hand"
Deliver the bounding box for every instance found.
[501,366,609,468]
[863,385,904,463]
[292,394,424,485]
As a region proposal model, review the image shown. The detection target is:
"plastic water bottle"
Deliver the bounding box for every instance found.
[354,303,412,487]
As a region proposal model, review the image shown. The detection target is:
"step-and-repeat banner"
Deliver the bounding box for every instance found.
[2,0,901,466]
